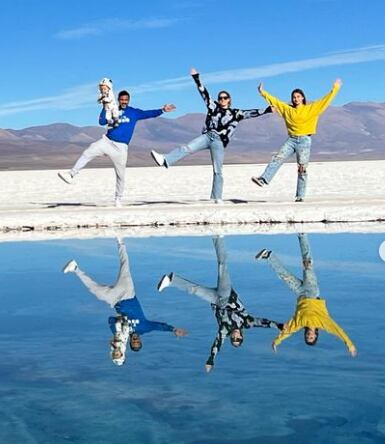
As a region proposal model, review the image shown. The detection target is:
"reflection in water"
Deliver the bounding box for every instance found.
[157,235,283,371]
[1,232,383,442]
[256,233,357,357]
[62,237,187,365]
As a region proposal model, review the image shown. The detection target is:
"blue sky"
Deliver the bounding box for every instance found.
[1,0,385,129]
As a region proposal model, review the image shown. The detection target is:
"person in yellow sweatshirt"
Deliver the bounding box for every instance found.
[255,233,357,357]
[251,79,342,201]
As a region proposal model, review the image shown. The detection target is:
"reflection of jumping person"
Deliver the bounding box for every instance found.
[58,91,175,207]
[157,236,282,372]
[62,238,187,366]
[252,80,342,201]
[151,68,272,203]
[256,233,357,357]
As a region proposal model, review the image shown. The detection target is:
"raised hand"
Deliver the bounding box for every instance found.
[162,104,176,113]
[334,78,343,88]
[190,67,198,76]
[349,346,357,358]
[173,327,188,337]
[258,82,264,94]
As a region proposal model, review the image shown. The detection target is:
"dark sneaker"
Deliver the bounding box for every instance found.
[295,198,304,202]
[255,249,271,260]
[251,176,266,187]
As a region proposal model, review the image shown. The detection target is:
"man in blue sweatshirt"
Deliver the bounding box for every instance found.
[62,237,187,366]
[58,91,176,207]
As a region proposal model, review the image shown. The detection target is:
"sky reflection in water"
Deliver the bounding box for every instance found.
[0,232,384,444]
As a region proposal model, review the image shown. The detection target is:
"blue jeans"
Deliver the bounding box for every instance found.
[168,236,231,308]
[266,234,320,299]
[164,132,225,200]
[261,136,312,199]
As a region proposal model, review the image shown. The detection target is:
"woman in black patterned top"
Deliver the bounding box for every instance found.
[151,68,271,203]
[157,236,283,372]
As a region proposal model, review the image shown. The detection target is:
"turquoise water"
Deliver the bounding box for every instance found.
[0,233,384,444]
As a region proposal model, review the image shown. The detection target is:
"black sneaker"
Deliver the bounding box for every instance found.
[251,176,266,187]
[255,249,271,260]
[295,197,304,202]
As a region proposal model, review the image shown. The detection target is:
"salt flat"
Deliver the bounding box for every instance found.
[0,160,384,240]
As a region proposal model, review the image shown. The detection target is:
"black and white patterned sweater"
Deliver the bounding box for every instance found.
[206,290,283,366]
[192,73,271,147]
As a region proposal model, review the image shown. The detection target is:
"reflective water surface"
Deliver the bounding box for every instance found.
[0,232,384,443]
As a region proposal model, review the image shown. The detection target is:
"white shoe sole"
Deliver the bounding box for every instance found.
[58,172,73,184]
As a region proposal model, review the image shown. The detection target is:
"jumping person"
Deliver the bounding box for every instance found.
[151,68,272,203]
[62,238,187,366]
[58,90,176,207]
[255,233,357,356]
[251,80,342,201]
[157,236,282,372]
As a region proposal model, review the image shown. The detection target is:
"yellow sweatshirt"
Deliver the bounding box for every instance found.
[273,298,354,350]
[260,84,340,136]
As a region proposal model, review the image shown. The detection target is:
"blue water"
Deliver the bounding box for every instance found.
[0,233,384,444]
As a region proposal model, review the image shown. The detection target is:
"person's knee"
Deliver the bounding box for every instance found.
[82,149,96,160]
[182,144,193,153]
[115,165,126,180]
[298,164,307,175]
[272,153,285,163]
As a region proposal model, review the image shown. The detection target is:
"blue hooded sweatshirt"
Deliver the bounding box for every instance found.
[108,297,174,335]
[100,107,163,144]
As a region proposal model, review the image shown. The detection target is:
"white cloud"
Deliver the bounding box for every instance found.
[0,83,96,117]
[1,44,385,118]
[127,44,385,93]
[55,18,178,40]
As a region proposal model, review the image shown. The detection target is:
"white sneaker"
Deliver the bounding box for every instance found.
[151,150,166,167]
[215,199,223,204]
[58,171,74,184]
[62,259,78,273]
[157,273,173,292]
[115,199,123,208]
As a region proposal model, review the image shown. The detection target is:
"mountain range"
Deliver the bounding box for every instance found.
[0,102,384,170]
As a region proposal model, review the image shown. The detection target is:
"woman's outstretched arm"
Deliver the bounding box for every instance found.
[258,82,290,115]
[308,78,342,115]
[191,67,216,111]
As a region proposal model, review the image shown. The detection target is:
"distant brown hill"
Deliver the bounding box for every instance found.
[1,102,384,170]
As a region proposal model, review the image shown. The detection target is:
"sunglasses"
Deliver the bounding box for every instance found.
[218,96,230,100]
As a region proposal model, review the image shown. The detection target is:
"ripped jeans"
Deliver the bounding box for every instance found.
[266,233,320,299]
[261,135,311,199]
[164,132,225,200]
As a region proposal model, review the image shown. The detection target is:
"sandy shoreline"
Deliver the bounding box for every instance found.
[1,160,384,240]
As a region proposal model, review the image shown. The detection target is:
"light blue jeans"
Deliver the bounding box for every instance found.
[164,132,225,200]
[266,234,320,299]
[261,136,312,199]
[167,236,231,308]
